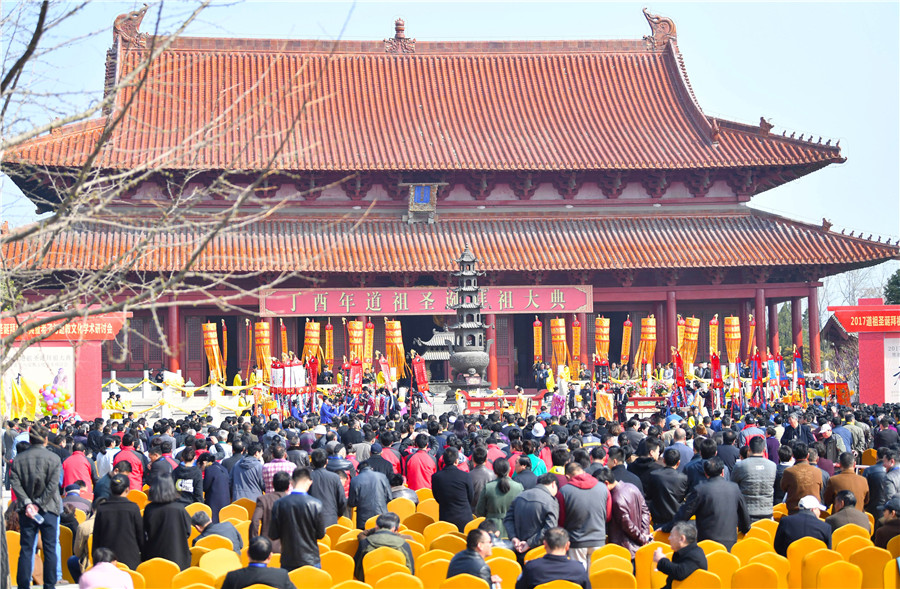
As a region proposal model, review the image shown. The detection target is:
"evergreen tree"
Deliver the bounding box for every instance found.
[885,269,900,305]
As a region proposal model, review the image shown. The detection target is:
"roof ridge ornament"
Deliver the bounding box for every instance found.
[113,4,149,48]
[385,18,416,54]
[642,7,677,50]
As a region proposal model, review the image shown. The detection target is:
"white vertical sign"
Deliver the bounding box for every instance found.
[886,337,900,404]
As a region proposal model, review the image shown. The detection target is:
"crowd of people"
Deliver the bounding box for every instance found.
[5,395,900,589]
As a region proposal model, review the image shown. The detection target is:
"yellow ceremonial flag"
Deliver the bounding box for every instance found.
[18,377,39,420]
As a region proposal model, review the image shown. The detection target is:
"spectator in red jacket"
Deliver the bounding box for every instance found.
[406,435,437,490]
[113,434,147,490]
[63,443,98,493]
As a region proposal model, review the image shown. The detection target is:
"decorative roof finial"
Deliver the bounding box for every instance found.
[385,17,416,54]
[642,7,677,50]
[113,4,149,48]
[759,117,774,136]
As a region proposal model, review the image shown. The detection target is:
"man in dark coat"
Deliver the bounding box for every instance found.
[825,490,871,532]
[716,430,741,472]
[11,425,64,589]
[251,471,290,552]
[781,413,816,445]
[358,443,393,478]
[432,446,475,531]
[515,527,589,589]
[93,474,143,570]
[662,457,751,550]
[221,536,296,589]
[447,529,501,587]
[514,456,538,490]
[654,521,708,589]
[199,452,230,523]
[191,511,244,551]
[607,446,643,493]
[308,448,347,527]
[646,449,689,526]
[773,495,833,555]
[348,462,391,529]
[269,467,326,570]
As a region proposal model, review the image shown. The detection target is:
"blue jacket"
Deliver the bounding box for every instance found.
[229,456,264,502]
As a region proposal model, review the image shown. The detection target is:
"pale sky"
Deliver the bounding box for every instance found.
[2,1,899,249]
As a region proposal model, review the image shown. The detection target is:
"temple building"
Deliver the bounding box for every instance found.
[4,8,898,397]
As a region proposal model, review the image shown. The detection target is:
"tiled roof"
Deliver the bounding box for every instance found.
[5,35,843,172]
[5,211,896,274]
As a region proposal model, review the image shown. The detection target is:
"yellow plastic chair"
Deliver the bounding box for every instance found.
[490,547,517,561]
[173,567,217,588]
[486,556,521,589]
[731,537,774,565]
[862,449,878,466]
[186,502,213,518]
[424,521,460,547]
[418,558,451,589]
[673,570,722,589]
[535,581,582,589]
[339,529,362,544]
[653,530,670,544]
[848,545,891,589]
[321,550,355,585]
[752,518,779,536]
[732,563,778,589]
[524,545,547,563]
[885,559,900,589]
[218,504,249,522]
[128,489,149,509]
[868,513,876,533]
[835,535,872,560]
[198,548,243,577]
[418,498,440,521]
[326,524,353,547]
[367,560,409,585]
[126,569,146,589]
[440,573,490,589]
[403,529,427,546]
[418,549,454,569]
[182,583,214,589]
[635,542,671,589]
[697,539,728,556]
[887,535,900,559]
[407,540,426,562]
[388,497,417,522]
[136,557,180,589]
[363,546,409,574]
[404,512,436,534]
[364,514,380,529]
[376,572,423,589]
[191,546,212,567]
[242,585,278,589]
[59,525,75,582]
[288,565,332,589]
[416,488,434,502]
[800,549,842,589]
[742,526,773,543]
[196,534,235,551]
[589,554,632,575]
[7,530,19,581]
[589,569,637,589]
[464,517,486,534]
[332,582,372,589]
[73,509,87,524]
[232,497,257,515]
[431,535,467,553]
[234,520,251,548]
[833,524,870,546]
[816,560,862,589]
[748,552,790,589]
[334,537,360,557]
[592,543,633,563]
[707,550,741,589]
[318,541,330,556]
[788,537,828,589]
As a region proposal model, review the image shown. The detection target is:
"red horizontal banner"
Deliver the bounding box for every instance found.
[261,285,593,317]
[829,307,900,333]
[1,314,129,342]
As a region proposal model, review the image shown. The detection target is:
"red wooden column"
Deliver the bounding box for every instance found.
[655,301,666,365]
[768,302,780,354]
[486,313,498,387]
[666,291,677,359]
[791,297,803,352]
[808,286,821,372]
[577,312,589,366]
[167,305,180,373]
[754,288,767,354]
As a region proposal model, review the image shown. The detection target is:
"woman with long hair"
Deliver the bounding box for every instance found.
[474,458,524,537]
[142,473,191,569]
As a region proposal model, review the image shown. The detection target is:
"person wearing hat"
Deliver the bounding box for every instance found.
[773,494,833,556]
[360,443,394,479]
[873,496,900,548]
[62,481,93,515]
